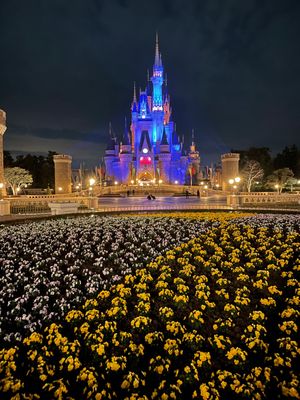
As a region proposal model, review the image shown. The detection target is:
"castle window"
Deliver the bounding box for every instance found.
[140,156,152,165]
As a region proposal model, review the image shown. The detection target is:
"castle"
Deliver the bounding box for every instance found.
[104,35,200,185]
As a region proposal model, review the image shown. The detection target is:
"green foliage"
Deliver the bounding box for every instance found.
[3,151,57,188]
[265,168,294,193]
[4,167,33,195]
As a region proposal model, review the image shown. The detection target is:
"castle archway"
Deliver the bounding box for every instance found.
[137,171,154,182]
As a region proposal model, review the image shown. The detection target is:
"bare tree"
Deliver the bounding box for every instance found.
[266,168,294,194]
[4,167,33,195]
[241,160,264,192]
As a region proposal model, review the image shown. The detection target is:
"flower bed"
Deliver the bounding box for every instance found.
[1,214,299,399]
[0,214,235,343]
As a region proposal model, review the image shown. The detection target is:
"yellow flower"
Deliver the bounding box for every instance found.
[200,383,210,400]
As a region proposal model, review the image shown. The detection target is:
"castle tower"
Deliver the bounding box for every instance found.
[221,153,240,191]
[151,33,164,146]
[158,127,171,183]
[119,118,132,183]
[53,154,72,194]
[0,110,7,197]
[188,130,201,185]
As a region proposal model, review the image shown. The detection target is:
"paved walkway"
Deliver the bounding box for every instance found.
[97,195,228,212]
[1,195,299,223]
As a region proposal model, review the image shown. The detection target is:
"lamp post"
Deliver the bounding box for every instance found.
[0,182,4,199]
[228,177,241,193]
[275,184,279,194]
[89,178,96,196]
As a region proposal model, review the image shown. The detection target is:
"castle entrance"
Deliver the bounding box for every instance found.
[137,171,154,184]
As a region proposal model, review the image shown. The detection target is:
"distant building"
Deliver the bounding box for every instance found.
[104,36,200,185]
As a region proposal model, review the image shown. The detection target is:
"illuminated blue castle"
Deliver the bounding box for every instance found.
[104,35,200,185]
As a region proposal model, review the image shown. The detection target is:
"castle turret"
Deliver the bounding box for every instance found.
[158,127,171,183]
[53,154,72,194]
[120,118,132,183]
[151,34,164,144]
[0,110,7,197]
[221,153,240,191]
[188,130,201,185]
[104,123,119,182]
[131,82,138,151]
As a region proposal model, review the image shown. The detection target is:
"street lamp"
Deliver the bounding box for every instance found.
[229,177,241,192]
[89,178,96,186]
[114,181,118,185]
[275,184,279,193]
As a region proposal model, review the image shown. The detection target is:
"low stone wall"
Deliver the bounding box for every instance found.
[7,195,98,214]
[0,200,10,216]
[48,202,80,215]
[227,193,300,206]
[241,193,300,204]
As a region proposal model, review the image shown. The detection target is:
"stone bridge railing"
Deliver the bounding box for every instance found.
[227,193,300,206]
[6,195,98,214]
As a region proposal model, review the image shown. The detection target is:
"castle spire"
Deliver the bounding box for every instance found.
[133,82,137,103]
[192,129,195,146]
[132,82,138,112]
[161,127,169,145]
[122,116,131,145]
[124,116,127,133]
[155,32,160,66]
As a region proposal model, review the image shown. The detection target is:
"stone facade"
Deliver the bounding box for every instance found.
[221,153,240,191]
[53,154,72,194]
[0,110,7,197]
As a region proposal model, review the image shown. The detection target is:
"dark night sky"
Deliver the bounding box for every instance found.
[0,0,300,167]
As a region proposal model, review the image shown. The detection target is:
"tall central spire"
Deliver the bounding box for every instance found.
[155,32,160,65]
[154,32,162,67]
[152,33,164,113]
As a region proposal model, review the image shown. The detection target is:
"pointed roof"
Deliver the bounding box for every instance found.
[133,81,137,103]
[106,136,116,151]
[161,127,169,145]
[122,117,131,145]
[172,127,180,145]
[106,122,117,151]
[154,33,162,67]
[131,82,138,112]
[139,130,152,152]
